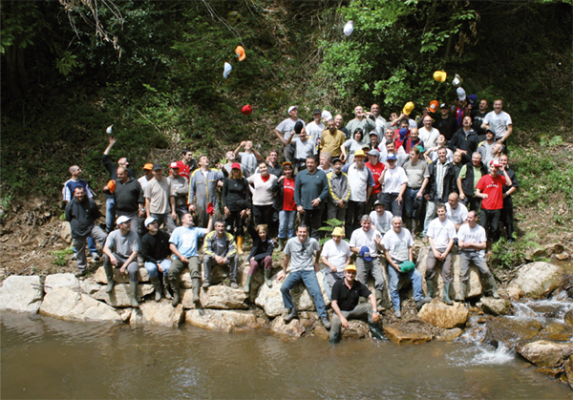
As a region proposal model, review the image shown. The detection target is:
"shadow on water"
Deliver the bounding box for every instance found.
[1,312,571,399]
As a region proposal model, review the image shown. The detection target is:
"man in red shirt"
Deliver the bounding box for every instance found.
[365,149,385,212]
[175,149,197,180]
[475,161,512,243]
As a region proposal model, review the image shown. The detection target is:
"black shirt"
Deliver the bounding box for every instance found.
[331,279,371,311]
[222,177,250,211]
[434,115,457,141]
[140,230,172,264]
[471,109,487,140]
[65,197,101,238]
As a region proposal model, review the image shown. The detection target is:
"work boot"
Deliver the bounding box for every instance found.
[230,280,239,289]
[162,275,172,300]
[416,297,431,311]
[104,264,115,293]
[375,289,386,311]
[243,274,252,294]
[487,275,500,299]
[129,281,140,308]
[321,316,331,330]
[236,236,244,255]
[442,282,453,305]
[264,268,272,288]
[170,277,180,306]
[426,279,435,299]
[202,279,210,289]
[283,308,298,323]
[394,309,402,319]
[192,278,201,303]
[277,238,286,252]
[150,277,163,302]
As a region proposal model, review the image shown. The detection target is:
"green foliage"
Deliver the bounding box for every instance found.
[50,247,74,267]
[489,234,543,270]
[318,218,345,246]
[0,2,42,54]
[56,51,78,76]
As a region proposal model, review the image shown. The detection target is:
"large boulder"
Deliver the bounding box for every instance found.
[184,309,259,332]
[538,321,573,342]
[59,221,72,243]
[270,315,306,338]
[509,262,564,299]
[565,356,573,390]
[517,340,573,368]
[93,266,150,284]
[417,300,468,329]
[79,277,102,295]
[485,318,543,348]
[200,285,249,309]
[436,327,463,341]
[91,284,154,307]
[39,287,122,322]
[383,324,432,344]
[44,273,80,293]
[138,300,184,327]
[0,275,43,313]
[481,298,513,316]
[341,320,371,339]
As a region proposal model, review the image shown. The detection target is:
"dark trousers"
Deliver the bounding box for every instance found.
[501,197,515,241]
[462,195,482,213]
[225,210,245,236]
[480,209,501,242]
[253,204,274,227]
[303,208,323,240]
[345,200,365,238]
[381,193,402,217]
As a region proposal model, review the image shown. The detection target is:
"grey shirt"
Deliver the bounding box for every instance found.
[284,237,320,272]
[105,229,140,258]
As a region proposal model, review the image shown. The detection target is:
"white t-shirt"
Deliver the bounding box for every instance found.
[345,163,373,202]
[321,239,351,273]
[349,228,383,256]
[446,202,468,228]
[429,148,454,164]
[483,111,512,141]
[305,121,325,145]
[418,127,440,149]
[138,176,151,191]
[276,118,306,142]
[382,228,414,263]
[369,210,393,234]
[293,137,317,160]
[427,218,457,252]
[382,166,408,194]
[457,223,487,255]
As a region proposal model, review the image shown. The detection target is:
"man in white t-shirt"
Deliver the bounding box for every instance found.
[370,103,387,141]
[457,210,499,300]
[369,200,393,235]
[349,215,386,310]
[274,106,306,162]
[446,192,468,231]
[320,227,351,299]
[383,216,430,318]
[418,115,440,149]
[380,154,408,216]
[305,109,325,147]
[425,204,457,304]
[482,99,512,146]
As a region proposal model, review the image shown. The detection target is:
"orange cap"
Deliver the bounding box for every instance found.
[107,179,116,194]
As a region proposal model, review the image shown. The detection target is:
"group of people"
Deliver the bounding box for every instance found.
[63,94,516,342]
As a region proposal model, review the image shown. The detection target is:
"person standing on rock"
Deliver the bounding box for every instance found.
[273,162,297,251]
[294,156,329,240]
[247,161,278,227]
[140,217,172,301]
[320,226,352,299]
[167,162,190,224]
[342,150,375,236]
[102,215,140,307]
[65,186,108,277]
[425,204,457,305]
[277,225,331,330]
[222,163,250,254]
[175,149,198,180]
[244,215,275,293]
[274,105,306,163]
[325,157,351,223]
[329,264,382,343]
[114,167,145,236]
[188,156,225,228]
[168,212,214,307]
[202,220,239,289]
[498,154,519,243]
[383,216,430,318]
[144,164,177,234]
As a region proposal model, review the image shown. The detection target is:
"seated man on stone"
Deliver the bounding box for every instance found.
[140,217,172,301]
[383,216,430,318]
[320,226,351,299]
[277,225,331,330]
[102,216,141,307]
[445,192,468,232]
[202,220,239,289]
[330,264,382,343]
[369,200,393,235]
[457,210,500,300]
[425,204,457,305]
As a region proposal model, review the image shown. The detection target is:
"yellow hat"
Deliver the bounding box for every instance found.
[354,149,365,157]
[344,264,357,272]
[332,227,345,237]
[433,70,447,82]
[402,101,415,115]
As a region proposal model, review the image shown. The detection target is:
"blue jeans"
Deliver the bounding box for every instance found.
[144,259,172,279]
[381,193,402,217]
[403,188,420,219]
[280,269,327,317]
[105,198,116,233]
[278,210,296,239]
[387,263,424,311]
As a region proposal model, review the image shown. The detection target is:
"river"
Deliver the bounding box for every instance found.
[2,312,570,399]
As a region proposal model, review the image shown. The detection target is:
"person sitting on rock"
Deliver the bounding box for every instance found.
[202,220,239,289]
[330,264,382,343]
[140,217,172,302]
[320,226,351,299]
[383,216,430,318]
[277,225,331,330]
[244,215,275,293]
[425,204,457,305]
[168,212,214,307]
[102,215,141,307]
[457,210,500,300]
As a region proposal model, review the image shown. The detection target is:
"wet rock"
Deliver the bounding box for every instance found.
[436,328,463,341]
[383,324,432,344]
[79,277,101,295]
[535,367,563,379]
[508,262,564,299]
[184,309,259,332]
[299,311,319,331]
[481,298,513,316]
[138,300,184,327]
[118,308,132,322]
[545,243,564,255]
[93,266,150,284]
[129,308,144,328]
[270,315,305,338]
[565,356,573,390]
[91,284,154,307]
[59,221,72,243]
[44,273,80,294]
[342,320,371,339]
[538,321,573,342]
[0,275,43,313]
[417,300,468,329]
[565,310,573,328]
[313,323,330,340]
[555,252,570,261]
[485,318,542,348]
[39,287,121,322]
[517,340,573,368]
[505,286,523,301]
[199,285,249,309]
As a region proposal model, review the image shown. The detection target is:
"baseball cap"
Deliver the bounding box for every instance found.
[231,162,241,169]
[367,149,380,157]
[143,163,154,170]
[116,215,131,225]
[153,163,163,171]
[490,160,501,167]
[369,131,378,136]
[332,157,343,165]
[282,161,293,168]
[344,264,357,272]
[354,149,365,157]
[374,200,384,208]
[313,108,321,115]
[486,127,495,134]
[468,94,478,107]
[360,246,373,262]
[288,106,298,114]
[386,154,397,161]
[294,121,304,134]
[332,227,345,237]
[400,260,416,273]
[170,162,179,169]
[144,217,156,227]
[440,103,448,109]
[456,87,466,101]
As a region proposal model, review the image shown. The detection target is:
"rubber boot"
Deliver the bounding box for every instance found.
[129,281,140,308]
[487,275,500,299]
[150,277,163,302]
[426,279,435,299]
[369,323,386,340]
[277,238,286,252]
[162,275,173,300]
[243,274,252,294]
[170,277,180,307]
[375,289,386,311]
[236,236,244,255]
[456,281,467,301]
[264,268,272,288]
[192,278,201,303]
[104,264,115,293]
[442,282,453,305]
[284,308,298,323]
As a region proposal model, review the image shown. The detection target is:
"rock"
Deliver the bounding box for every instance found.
[59,221,72,243]
[44,273,80,293]
[184,309,258,332]
[545,243,564,255]
[383,324,432,344]
[91,284,154,307]
[199,285,249,309]
[538,321,573,342]
[179,268,193,289]
[79,277,101,295]
[565,310,573,328]
[0,275,43,313]
[118,308,132,322]
[129,308,144,328]
[565,356,573,390]
[342,320,371,339]
[39,287,122,322]
[138,300,184,327]
[481,298,513,316]
[555,252,570,261]
[417,300,468,329]
[508,262,564,299]
[254,270,329,317]
[505,286,523,301]
[313,323,330,340]
[485,318,543,348]
[93,266,150,284]
[517,340,573,368]
[270,316,306,338]
[436,328,463,341]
